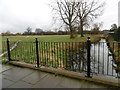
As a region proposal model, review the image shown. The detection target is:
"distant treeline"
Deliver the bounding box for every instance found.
[1,30,109,36]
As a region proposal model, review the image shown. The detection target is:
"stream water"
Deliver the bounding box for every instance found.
[90,39,117,77]
[71,39,118,77]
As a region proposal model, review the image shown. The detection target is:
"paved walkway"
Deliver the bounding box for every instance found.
[0,64,115,88]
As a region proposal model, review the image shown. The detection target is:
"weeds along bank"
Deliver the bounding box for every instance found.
[106,35,120,71]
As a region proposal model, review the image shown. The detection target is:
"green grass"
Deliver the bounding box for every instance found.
[1,35,96,53]
[2,35,102,42]
[2,36,27,53]
[0,61,9,65]
[1,35,103,68]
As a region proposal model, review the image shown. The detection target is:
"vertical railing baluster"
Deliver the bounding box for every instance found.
[21,42,23,61]
[107,42,109,75]
[53,42,56,68]
[69,42,71,70]
[51,42,53,67]
[46,42,48,66]
[48,42,50,67]
[38,41,40,64]
[84,42,86,72]
[62,42,64,68]
[102,42,104,74]
[71,42,73,71]
[75,42,77,72]
[32,43,35,63]
[30,42,33,63]
[78,42,80,72]
[47,42,48,66]
[44,42,46,65]
[7,38,11,61]
[60,42,61,68]
[13,42,15,60]
[86,36,91,78]
[35,38,39,67]
[62,42,63,68]
[24,42,26,62]
[65,42,67,69]
[57,42,59,68]
[49,42,50,66]
[112,42,114,76]
[117,42,120,78]
[98,42,100,74]
[42,42,44,66]
[94,42,95,73]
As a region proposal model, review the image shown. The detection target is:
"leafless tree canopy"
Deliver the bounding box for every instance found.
[77,0,105,37]
[91,22,103,34]
[52,0,105,38]
[56,0,79,38]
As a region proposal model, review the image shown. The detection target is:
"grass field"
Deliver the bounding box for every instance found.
[2,34,103,42]
[1,34,120,72]
[1,34,102,53]
[1,35,103,68]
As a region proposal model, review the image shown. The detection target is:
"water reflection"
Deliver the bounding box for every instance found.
[91,39,117,77]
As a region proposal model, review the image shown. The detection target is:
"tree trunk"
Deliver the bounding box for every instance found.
[69,25,75,38]
[78,26,81,34]
[80,21,84,37]
[80,26,84,37]
[70,33,74,38]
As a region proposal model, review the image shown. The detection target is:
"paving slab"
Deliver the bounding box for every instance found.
[0,65,13,73]
[1,64,118,88]
[22,71,47,85]
[57,76,83,88]
[8,81,32,88]
[2,78,15,88]
[2,67,34,82]
[57,75,106,88]
[32,74,63,88]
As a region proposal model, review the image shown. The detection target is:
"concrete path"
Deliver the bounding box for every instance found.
[0,64,114,88]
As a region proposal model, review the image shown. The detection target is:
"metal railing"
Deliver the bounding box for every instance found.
[2,37,120,78]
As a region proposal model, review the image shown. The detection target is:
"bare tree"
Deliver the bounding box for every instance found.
[55,0,79,38]
[91,23,102,34]
[51,0,105,38]
[26,27,32,33]
[23,27,32,35]
[77,0,105,37]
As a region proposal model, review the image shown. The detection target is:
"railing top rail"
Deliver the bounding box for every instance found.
[38,41,86,43]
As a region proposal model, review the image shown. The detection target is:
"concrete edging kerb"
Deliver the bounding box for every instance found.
[9,61,119,88]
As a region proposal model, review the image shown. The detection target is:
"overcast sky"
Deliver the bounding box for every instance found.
[0,0,120,33]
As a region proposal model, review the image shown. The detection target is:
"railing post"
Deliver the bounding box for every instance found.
[86,36,91,78]
[7,38,11,61]
[35,38,40,67]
